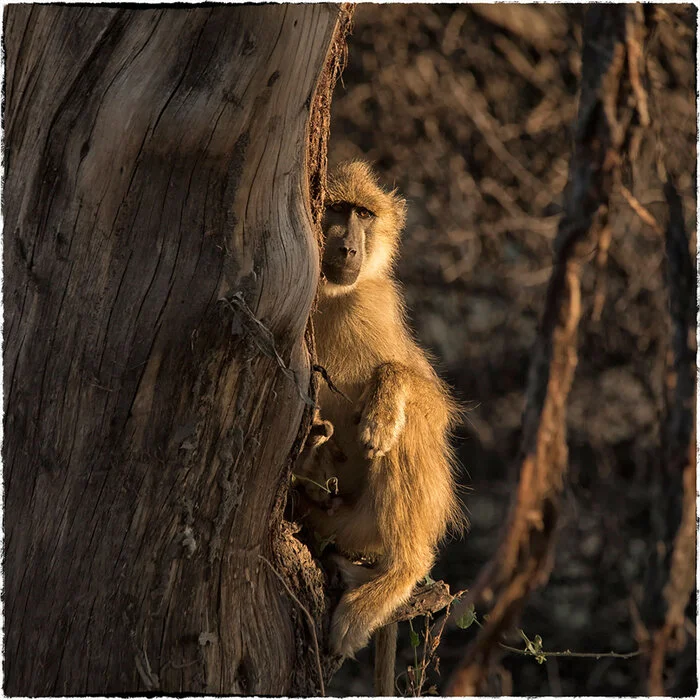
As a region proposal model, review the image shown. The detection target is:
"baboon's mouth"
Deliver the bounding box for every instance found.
[323,262,360,286]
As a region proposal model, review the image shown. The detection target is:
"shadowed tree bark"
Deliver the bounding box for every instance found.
[3,5,351,694]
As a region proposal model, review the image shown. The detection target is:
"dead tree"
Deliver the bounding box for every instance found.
[3,5,352,695]
[642,176,696,696]
[446,6,652,694]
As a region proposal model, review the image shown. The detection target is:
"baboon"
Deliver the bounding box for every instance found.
[296,161,464,669]
[293,409,344,510]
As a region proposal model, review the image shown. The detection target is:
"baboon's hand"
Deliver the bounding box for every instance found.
[358,393,406,459]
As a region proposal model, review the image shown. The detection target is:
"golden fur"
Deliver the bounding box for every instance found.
[296,161,464,657]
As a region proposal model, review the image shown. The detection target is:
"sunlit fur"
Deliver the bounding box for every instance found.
[299,161,465,658]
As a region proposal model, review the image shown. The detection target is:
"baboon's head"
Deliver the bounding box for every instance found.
[321,161,406,295]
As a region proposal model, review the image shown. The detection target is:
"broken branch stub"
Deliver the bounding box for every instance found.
[385,579,454,625]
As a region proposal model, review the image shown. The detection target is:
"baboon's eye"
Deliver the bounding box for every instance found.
[356,207,374,219]
[328,202,344,213]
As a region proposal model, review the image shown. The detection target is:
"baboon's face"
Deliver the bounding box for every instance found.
[321,201,375,287]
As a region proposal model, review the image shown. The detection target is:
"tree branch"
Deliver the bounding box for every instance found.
[446,6,639,695]
[646,176,696,696]
[385,580,455,625]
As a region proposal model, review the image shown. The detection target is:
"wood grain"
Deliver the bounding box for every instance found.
[4,5,342,694]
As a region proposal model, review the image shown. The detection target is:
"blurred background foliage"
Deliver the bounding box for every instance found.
[326,4,696,696]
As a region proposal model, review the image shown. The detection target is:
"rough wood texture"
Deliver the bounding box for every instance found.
[4,5,344,695]
[446,6,641,695]
[386,580,454,626]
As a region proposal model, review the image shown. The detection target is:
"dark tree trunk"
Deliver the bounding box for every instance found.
[4,5,345,694]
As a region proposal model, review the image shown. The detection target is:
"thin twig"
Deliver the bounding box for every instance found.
[625,6,651,127]
[499,642,642,661]
[418,615,430,696]
[592,223,612,322]
[312,363,351,402]
[291,472,338,495]
[471,615,643,662]
[259,556,325,697]
[453,73,552,207]
[221,294,315,407]
[619,184,663,234]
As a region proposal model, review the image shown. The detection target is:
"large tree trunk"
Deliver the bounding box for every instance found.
[4,5,346,694]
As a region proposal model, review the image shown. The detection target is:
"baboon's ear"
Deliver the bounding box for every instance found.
[391,191,407,232]
[308,418,334,447]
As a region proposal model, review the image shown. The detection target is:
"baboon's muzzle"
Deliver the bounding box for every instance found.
[322,258,362,286]
[323,223,364,285]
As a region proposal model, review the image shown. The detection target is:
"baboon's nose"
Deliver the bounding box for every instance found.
[340,246,357,258]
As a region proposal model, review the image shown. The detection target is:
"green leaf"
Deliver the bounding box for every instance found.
[313,531,335,555]
[423,573,436,585]
[409,628,421,648]
[519,629,547,664]
[456,604,476,629]
[533,634,546,663]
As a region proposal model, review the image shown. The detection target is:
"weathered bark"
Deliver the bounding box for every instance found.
[4,5,348,695]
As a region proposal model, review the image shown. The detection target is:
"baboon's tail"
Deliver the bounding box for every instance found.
[331,559,428,657]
